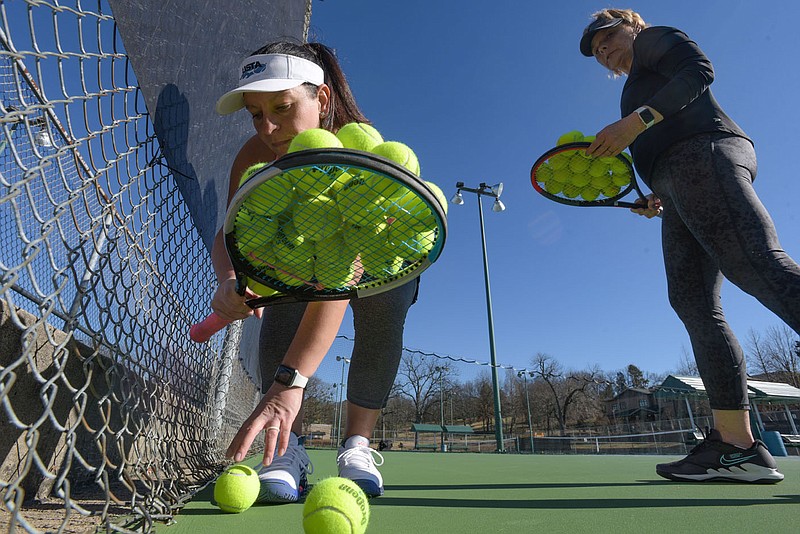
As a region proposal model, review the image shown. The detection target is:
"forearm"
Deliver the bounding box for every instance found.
[280,300,349,377]
[211,228,235,284]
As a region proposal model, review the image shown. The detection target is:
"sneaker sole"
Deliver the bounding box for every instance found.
[656,464,784,484]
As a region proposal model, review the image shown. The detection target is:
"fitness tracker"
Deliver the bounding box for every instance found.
[274,364,309,388]
[635,106,656,129]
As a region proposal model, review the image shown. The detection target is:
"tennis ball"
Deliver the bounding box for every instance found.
[288,128,343,153]
[272,230,315,286]
[303,477,370,534]
[234,208,278,259]
[590,171,613,189]
[562,183,581,199]
[388,223,437,261]
[581,186,601,201]
[243,172,295,216]
[292,195,342,241]
[343,221,387,256]
[544,180,563,195]
[214,465,260,513]
[548,153,569,171]
[314,233,359,288]
[425,181,448,216]
[553,167,572,184]
[602,184,622,197]
[371,141,420,176]
[568,154,590,174]
[588,159,611,178]
[337,122,384,151]
[536,163,554,183]
[239,163,269,186]
[248,279,280,297]
[336,176,388,227]
[583,135,596,143]
[557,130,584,145]
[291,165,343,198]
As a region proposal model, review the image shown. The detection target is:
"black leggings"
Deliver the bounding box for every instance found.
[258,278,418,410]
[650,133,800,410]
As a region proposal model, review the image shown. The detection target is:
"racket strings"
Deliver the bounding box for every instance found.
[534,149,633,202]
[230,163,442,295]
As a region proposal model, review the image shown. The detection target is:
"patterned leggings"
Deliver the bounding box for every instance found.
[258,278,419,409]
[650,133,800,410]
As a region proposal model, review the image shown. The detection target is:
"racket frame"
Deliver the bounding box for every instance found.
[530,142,651,210]
[224,148,447,307]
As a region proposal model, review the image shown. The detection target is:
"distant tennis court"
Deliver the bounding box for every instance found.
[162,451,799,534]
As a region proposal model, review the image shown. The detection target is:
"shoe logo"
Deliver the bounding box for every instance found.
[719,453,757,466]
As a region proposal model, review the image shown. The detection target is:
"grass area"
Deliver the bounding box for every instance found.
[161,451,800,534]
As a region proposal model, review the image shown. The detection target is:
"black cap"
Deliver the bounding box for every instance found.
[580,17,623,57]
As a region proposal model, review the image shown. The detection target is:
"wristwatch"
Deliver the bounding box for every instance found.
[635,106,656,129]
[274,364,309,388]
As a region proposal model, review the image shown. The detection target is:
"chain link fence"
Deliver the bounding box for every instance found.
[0,2,263,531]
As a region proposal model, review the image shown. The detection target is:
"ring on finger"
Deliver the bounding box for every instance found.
[266,426,280,432]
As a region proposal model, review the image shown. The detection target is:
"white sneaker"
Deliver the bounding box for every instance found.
[337,435,385,497]
[257,433,313,503]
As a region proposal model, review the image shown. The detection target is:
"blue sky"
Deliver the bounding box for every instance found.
[310,0,800,377]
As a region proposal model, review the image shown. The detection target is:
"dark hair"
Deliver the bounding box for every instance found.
[250,41,369,132]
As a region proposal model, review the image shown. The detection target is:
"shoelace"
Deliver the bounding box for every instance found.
[267,443,314,475]
[337,446,385,471]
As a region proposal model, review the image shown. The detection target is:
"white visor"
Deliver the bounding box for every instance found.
[215,53,325,115]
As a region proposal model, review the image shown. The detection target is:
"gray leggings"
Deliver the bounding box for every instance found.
[258,278,419,409]
[650,133,800,410]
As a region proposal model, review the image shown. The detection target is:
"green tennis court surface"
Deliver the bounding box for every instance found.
[161,451,800,533]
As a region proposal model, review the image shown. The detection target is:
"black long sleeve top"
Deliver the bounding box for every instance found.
[621,26,750,184]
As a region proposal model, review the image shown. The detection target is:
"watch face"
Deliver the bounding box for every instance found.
[274,365,295,386]
[639,108,655,125]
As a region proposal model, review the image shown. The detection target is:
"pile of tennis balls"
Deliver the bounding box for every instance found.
[234,122,446,292]
[535,130,632,201]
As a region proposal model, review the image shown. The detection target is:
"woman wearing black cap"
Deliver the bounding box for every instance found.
[579,7,800,483]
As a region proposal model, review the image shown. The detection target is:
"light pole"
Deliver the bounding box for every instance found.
[518,370,535,453]
[451,182,506,452]
[335,356,350,446]
[435,366,446,452]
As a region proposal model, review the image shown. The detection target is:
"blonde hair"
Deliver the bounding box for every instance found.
[591,8,649,76]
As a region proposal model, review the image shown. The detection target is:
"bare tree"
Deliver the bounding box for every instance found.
[674,345,698,376]
[745,324,800,386]
[530,353,603,435]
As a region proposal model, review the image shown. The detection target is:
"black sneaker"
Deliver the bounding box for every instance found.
[656,428,784,483]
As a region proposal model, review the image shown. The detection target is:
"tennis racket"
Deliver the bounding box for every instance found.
[190,148,447,343]
[531,142,661,216]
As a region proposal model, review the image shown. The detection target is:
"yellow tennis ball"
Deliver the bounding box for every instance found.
[553,167,572,184]
[602,184,622,197]
[248,279,280,297]
[371,141,420,176]
[242,173,295,217]
[548,153,569,171]
[425,181,448,216]
[272,230,315,286]
[292,195,342,241]
[536,163,554,184]
[581,186,601,201]
[314,233,359,288]
[290,165,343,198]
[388,224,437,261]
[336,122,384,151]
[234,208,277,258]
[583,135,596,143]
[544,180,563,194]
[568,154,591,174]
[557,130,584,145]
[239,163,269,186]
[336,176,388,227]
[213,465,260,514]
[588,159,610,178]
[288,128,343,153]
[303,477,370,534]
[562,183,581,199]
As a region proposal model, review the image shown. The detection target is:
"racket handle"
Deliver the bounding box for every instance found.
[190,312,231,343]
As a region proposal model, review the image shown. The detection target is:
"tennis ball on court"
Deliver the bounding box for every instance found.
[371,141,421,176]
[288,128,343,153]
[337,122,384,151]
[557,130,584,145]
[314,233,359,288]
[214,465,260,513]
[292,195,342,241]
[303,477,370,534]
